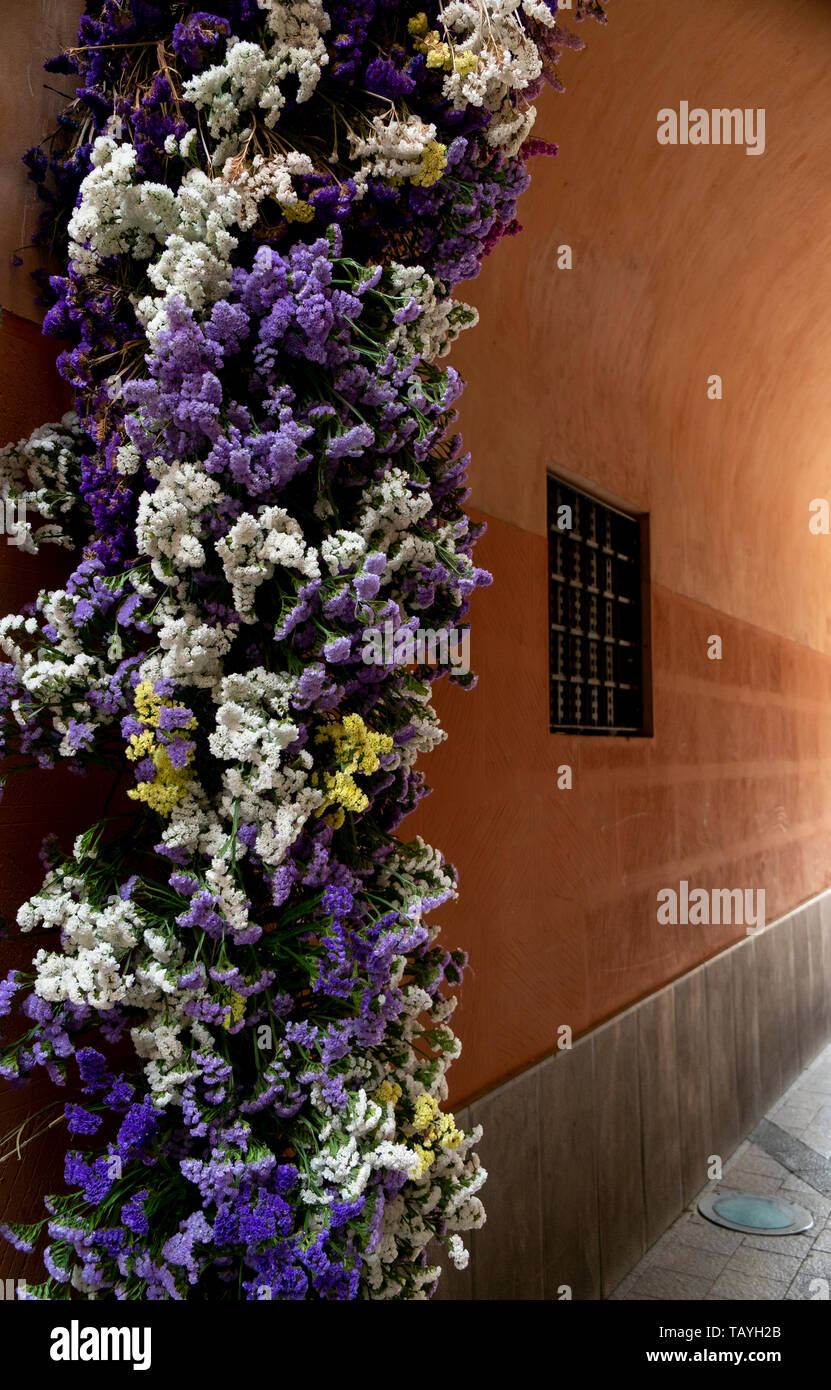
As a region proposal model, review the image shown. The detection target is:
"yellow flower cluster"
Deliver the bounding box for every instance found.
[375,1078,403,1107]
[412,140,448,188]
[408,1092,464,1176]
[126,680,196,819]
[408,12,479,76]
[284,199,315,223]
[221,990,246,1031]
[315,713,394,828]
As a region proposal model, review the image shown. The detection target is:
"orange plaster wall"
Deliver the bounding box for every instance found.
[410,0,831,1104]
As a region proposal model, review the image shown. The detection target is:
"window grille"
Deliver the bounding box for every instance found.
[548,475,650,735]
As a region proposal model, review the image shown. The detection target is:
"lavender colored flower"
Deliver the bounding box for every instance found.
[64,1103,103,1136]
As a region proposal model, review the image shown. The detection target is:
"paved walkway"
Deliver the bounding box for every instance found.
[610,1041,831,1300]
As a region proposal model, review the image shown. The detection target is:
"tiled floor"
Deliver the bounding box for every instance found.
[610,1041,831,1300]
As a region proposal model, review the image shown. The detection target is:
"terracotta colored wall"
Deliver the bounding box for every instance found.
[0,0,83,319]
[411,0,831,1104]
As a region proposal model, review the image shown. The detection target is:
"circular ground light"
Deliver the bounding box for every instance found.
[698,1190,814,1236]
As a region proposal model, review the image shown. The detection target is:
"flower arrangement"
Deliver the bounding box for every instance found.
[0,0,611,1300]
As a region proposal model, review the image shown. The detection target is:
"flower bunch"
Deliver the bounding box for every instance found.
[1,0,612,1299]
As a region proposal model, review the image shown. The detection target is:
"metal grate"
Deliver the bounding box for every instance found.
[548,475,648,735]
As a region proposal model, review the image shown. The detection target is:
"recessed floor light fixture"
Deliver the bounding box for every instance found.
[698,1190,814,1236]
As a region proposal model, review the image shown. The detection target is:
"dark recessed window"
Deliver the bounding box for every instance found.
[547,474,652,736]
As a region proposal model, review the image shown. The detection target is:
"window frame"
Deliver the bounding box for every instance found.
[547,471,653,738]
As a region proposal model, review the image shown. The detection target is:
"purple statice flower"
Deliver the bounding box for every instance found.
[118,875,139,901]
[322,636,352,663]
[270,862,297,906]
[64,1103,102,1136]
[116,1098,160,1159]
[0,970,22,1018]
[43,1244,71,1283]
[170,871,199,896]
[64,1152,115,1205]
[103,1075,135,1110]
[65,718,95,751]
[76,1048,112,1094]
[0,1221,39,1253]
[176,889,226,940]
[237,822,258,850]
[171,12,231,68]
[365,55,416,99]
[121,1190,149,1236]
[161,1210,213,1285]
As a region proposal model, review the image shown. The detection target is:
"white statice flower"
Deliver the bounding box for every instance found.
[37,589,89,655]
[437,0,557,147]
[157,786,215,858]
[128,947,210,1101]
[385,264,478,362]
[27,893,143,1010]
[381,526,442,582]
[216,506,320,622]
[3,594,107,717]
[0,413,85,550]
[20,885,139,952]
[437,1125,488,1229]
[358,1107,486,1297]
[307,1089,420,1203]
[209,668,298,765]
[18,865,212,1106]
[143,929,173,964]
[207,668,323,868]
[165,128,199,160]
[320,529,366,576]
[115,442,142,476]
[137,169,245,337]
[131,1021,184,1064]
[69,137,245,340]
[377,836,458,919]
[131,958,180,1004]
[0,613,38,666]
[184,42,278,139]
[128,568,157,600]
[485,96,537,157]
[348,113,442,185]
[220,149,315,229]
[142,600,237,688]
[448,1233,469,1270]
[370,505,478,617]
[203,856,250,933]
[32,943,130,1010]
[0,413,83,506]
[72,830,98,863]
[3,583,141,752]
[302,1068,484,1296]
[389,704,447,771]
[356,469,433,550]
[68,138,179,272]
[222,762,322,868]
[183,2,329,151]
[136,462,221,583]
